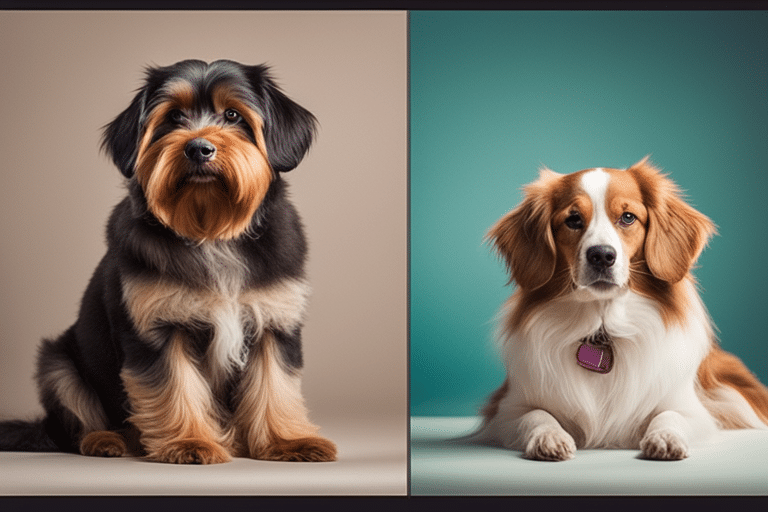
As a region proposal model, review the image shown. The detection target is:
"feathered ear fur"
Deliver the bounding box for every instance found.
[245,65,317,173]
[102,63,317,179]
[628,157,716,283]
[487,169,561,291]
[101,87,147,178]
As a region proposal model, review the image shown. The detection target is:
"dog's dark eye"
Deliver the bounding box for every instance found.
[618,212,636,227]
[565,212,584,230]
[224,109,241,123]
[168,109,185,124]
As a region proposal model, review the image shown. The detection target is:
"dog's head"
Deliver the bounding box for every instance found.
[488,157,715,303]
[102,59,316,242]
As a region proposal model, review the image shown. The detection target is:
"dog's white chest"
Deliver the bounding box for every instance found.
[205,278,311,373]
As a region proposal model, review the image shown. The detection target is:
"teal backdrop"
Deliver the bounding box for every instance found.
[410,11,768,417]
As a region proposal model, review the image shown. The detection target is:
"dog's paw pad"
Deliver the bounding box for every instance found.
[640,430,689,460]
[80,431,128,458]
[151,438,231,464]
[256,436,337,462]
[524,427,576,461]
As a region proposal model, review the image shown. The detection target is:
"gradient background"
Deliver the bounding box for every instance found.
[411,11,768,417]
[0,11,406,494]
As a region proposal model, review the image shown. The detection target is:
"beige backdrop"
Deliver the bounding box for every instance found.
[0,10,406,479]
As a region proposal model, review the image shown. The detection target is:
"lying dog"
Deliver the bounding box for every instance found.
[475,158,768,461]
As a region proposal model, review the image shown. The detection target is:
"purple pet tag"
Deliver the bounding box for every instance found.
[576,342,613,374]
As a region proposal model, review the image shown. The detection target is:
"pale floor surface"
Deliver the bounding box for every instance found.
[0,415,407,496]
[411,416,768,496]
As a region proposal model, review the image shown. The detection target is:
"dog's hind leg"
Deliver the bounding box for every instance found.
[698,346,768,429]
[35,331,119,455]
[233,330,337,462]
[79,430,130,457]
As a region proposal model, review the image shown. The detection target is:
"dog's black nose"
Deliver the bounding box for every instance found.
[587,245,617,269]
[184,138,217,163]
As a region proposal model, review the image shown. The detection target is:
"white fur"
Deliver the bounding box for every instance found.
[475,168,728,460]
[577,169,629,291]
[477,281,717,457]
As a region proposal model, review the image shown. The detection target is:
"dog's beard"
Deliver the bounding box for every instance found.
[137,131,272,242]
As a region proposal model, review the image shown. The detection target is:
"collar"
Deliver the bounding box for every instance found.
[576,326,614,374]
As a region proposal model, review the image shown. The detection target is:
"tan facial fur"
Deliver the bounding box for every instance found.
[135,82,273,242]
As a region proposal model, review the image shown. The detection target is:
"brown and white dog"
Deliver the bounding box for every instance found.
[475,157,768,461]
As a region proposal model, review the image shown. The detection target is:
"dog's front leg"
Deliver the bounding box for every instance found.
[507,409,577,461]
[233,330,337,462]
[639,410,691,460]
[120,331,232,464]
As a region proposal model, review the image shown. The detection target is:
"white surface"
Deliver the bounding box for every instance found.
[0,416,406,496]
[411,416,768,496]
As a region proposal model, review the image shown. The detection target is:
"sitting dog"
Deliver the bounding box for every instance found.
[474,158,768,461]
[0,59,336,464]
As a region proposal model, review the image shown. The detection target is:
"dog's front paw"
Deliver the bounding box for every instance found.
[256,436,337,462]
[524,426,576,461]
[149,438,231,464]
[640,430,689,460]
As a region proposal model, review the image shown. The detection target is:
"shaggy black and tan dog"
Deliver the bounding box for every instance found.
[0,59,337,464]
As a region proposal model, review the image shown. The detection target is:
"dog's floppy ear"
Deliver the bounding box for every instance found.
[101,88,147,179]
[247,65,317,173]
[487,169,560,291]
[629,157,716,283]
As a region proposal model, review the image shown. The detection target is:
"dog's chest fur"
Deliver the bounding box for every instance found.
[121,242,309,384]
[503,284,711,447]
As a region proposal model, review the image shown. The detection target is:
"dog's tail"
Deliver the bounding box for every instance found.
[0,418,60,452]
[698,347,768,429]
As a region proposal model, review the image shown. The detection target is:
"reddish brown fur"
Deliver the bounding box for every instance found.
[623,159,717,325]
[135,85,273,242]
[148,438,230,465]
[118,273,336,464]
[256,437,338,462]
[698,347,768,427]
[628,159,716,283]
[487,169,582,329]
[486,158,768,431]
[80,430,129,458]
[121,332,233,464]
[489,159,715,329]
[232,331,336,462]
